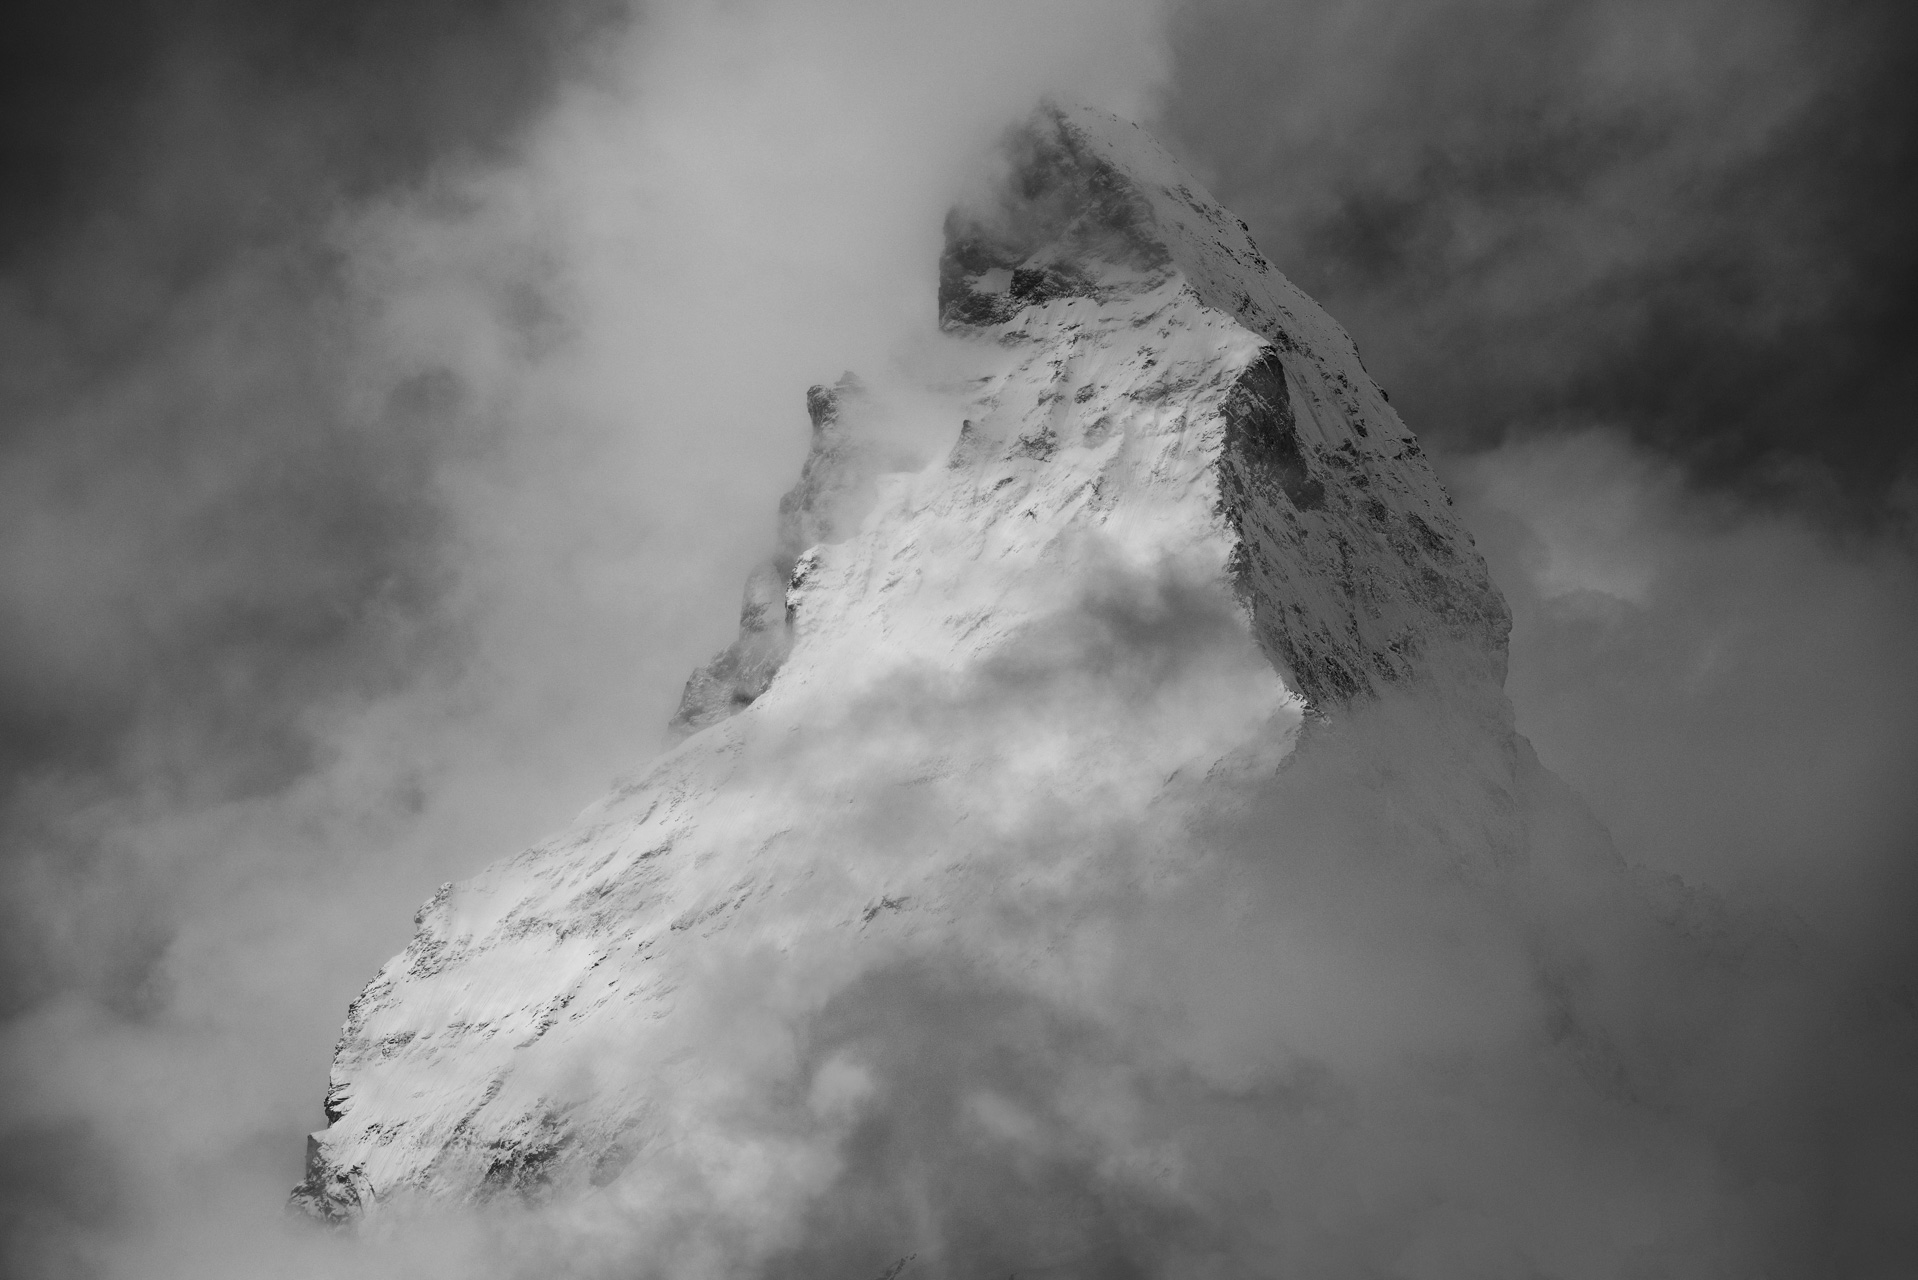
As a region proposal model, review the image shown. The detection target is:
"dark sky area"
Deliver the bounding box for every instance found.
[1166,0,1918,517]
[7,0,1913,508]
[0,0,616,1012]
[0,0,1912,1274]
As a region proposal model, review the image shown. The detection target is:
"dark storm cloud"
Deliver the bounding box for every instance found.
[0,1,620,1265]
[0,0,618,1009]
[0,0,612,262]
[1166,0,1918,512]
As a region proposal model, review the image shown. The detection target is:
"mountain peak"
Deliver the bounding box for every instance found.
[672,104,1508,730]
[938,106,1174,329]
[293,108,1514,1227]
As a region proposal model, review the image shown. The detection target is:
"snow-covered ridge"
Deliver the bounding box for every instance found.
[291,106,1514,1225]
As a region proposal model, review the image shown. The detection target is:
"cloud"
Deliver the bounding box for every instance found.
[1165,0,1918,509]
[264,598,1908,1277]
[1448,428,1918,976]
[4,0,1914,1275]
[1446,429,1918,1273]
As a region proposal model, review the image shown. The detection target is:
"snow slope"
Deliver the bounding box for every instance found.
[293,107,1533,1244]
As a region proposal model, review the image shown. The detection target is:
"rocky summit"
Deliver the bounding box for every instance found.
[291,108,1665,1275]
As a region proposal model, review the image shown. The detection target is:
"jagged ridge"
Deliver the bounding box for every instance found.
[939,105,1508,707]
[669,374,879,735]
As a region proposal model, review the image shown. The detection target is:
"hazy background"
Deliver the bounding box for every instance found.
[1,0,1912,1274]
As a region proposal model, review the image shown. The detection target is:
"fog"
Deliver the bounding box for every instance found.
[2,0,1913,1276]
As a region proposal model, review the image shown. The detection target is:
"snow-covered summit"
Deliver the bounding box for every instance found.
[292,106,1518,1234]
[941,105,1509,707]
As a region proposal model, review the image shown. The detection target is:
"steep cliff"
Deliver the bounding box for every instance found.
[292,108,1563,1259]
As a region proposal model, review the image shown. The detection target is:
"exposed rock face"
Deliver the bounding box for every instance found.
[292,107,1555,1256]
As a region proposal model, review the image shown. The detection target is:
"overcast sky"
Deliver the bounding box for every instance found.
[1,1,1913,1275]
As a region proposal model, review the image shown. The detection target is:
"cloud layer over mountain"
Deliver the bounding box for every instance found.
[1,1,1912,1275]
